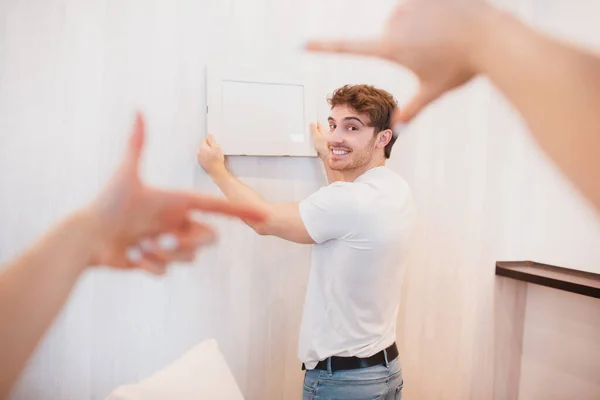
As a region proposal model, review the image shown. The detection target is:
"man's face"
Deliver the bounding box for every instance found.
[326,104,378,171]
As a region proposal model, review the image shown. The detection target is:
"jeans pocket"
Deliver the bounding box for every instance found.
[302,386,316,400]
[303,371,319,399]
[303,382,316,395]
[394,382,403,400]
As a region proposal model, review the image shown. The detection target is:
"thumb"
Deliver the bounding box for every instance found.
[124,112,145,170]
[316,121,325,135]
[392,84,440,125]
[309,123,318,136]
[207,134,216,147]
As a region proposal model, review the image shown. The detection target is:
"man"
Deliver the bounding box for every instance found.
[0,113,264,398]
[198,84,416,399]
[307,0,600,213]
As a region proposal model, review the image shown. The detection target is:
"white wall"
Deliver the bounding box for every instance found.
[519,284,600,400]
[1,0,600,399]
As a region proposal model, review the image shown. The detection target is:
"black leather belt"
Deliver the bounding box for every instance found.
[302,343,399,372]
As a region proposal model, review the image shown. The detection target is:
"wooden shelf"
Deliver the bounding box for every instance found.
[495,261,600,299]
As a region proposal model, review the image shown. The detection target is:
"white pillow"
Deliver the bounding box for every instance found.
[106,339,244,400]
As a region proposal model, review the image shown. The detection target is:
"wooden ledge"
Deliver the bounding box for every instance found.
[495,261,600,299]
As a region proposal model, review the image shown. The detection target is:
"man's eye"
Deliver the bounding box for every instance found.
[329,124,336,131]
[348,126,358,131]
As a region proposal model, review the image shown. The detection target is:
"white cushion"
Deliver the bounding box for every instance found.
[106,339,244,400]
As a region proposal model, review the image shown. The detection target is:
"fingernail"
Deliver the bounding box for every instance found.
[155,264,168,275]
[157,233,179,251]
[126,247,142,264]
[147,262,166,276]
[392,123,407,138]
[140,238,155,252]
[200,231,216,245]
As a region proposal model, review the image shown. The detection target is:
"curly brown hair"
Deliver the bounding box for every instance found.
[328,84,398,159]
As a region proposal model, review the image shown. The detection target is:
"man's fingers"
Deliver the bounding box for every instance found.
[305,39,388,59]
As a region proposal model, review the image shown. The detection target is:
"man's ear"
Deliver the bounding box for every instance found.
[377,129,393,148]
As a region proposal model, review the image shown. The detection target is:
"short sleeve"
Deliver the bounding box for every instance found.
[298,182,360,244]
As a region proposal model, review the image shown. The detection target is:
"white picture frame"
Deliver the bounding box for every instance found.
[206,64,318,157]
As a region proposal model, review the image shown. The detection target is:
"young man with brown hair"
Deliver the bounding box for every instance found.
[198,84,416,399]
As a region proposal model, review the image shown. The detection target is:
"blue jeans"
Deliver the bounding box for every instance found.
[302,358,403,400]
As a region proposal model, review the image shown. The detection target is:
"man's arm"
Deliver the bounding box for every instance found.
[210,169,314,243]
[198,135,315,244]
[306,0,600,211]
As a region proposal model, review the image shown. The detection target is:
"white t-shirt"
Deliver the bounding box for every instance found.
[298,166,416,369]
